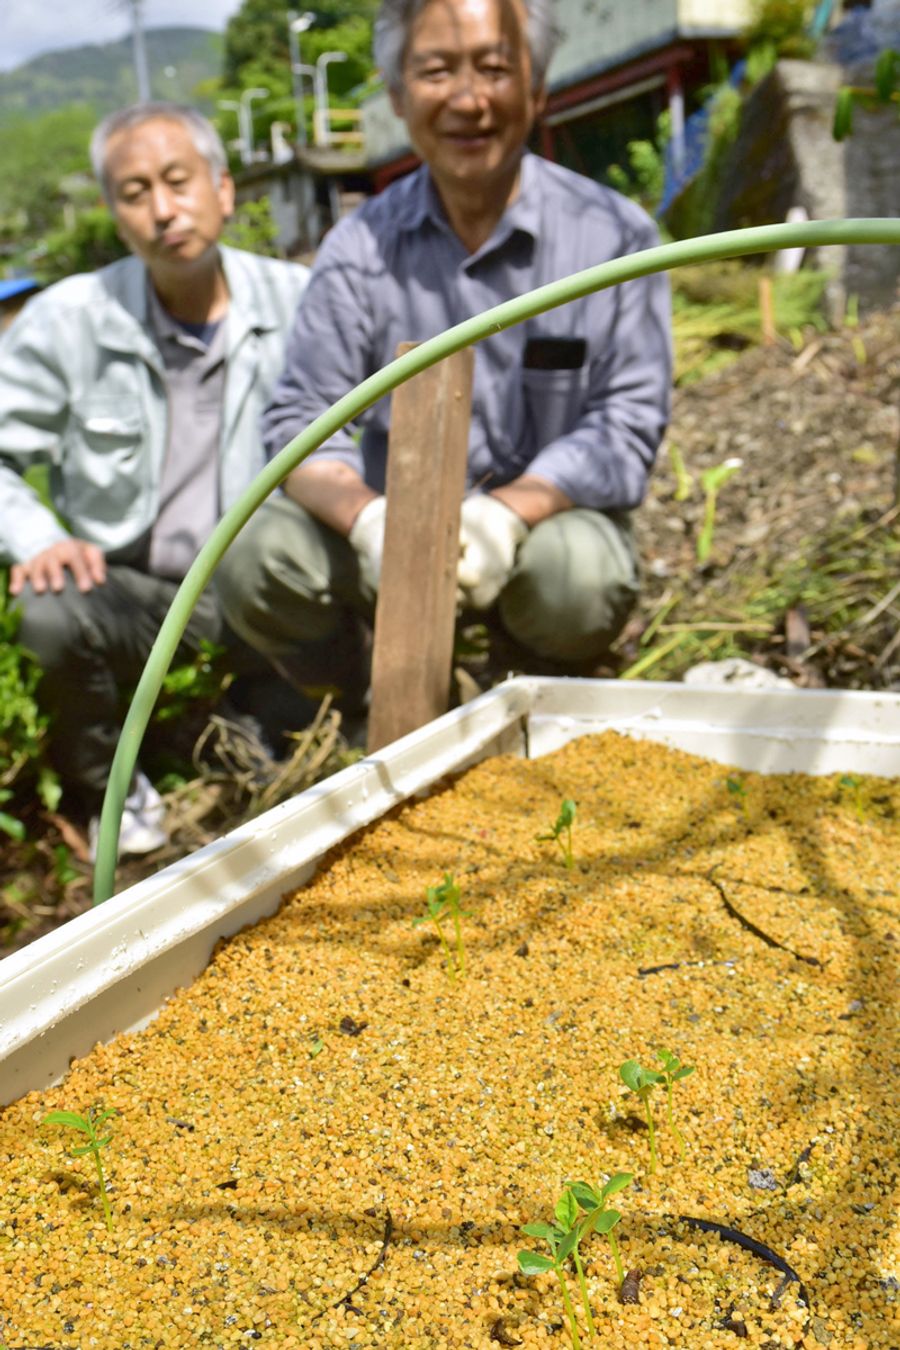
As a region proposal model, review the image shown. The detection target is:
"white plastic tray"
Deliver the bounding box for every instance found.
[2,676,898,1106]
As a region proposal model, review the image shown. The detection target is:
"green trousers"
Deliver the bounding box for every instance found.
[217,493,639,683]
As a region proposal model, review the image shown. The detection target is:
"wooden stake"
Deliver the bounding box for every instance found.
[367,344,474,752]
[759,275,776,346]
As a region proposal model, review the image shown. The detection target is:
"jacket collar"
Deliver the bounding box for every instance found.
[95,245,275,362]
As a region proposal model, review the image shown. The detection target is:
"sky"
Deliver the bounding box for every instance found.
[2,0,244,73]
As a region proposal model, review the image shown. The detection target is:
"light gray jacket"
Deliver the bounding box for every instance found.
[0,246,309,564]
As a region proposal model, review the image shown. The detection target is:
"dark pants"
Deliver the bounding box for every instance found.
[16,566,223,817]
[217,493,640,673]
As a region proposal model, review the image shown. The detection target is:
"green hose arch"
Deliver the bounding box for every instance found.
[93,217,900,902]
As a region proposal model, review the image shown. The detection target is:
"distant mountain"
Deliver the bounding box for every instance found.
[0,28,224,123]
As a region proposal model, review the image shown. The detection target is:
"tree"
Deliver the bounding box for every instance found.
[216,0,378,154]
[222,0,378,86]
[0,105,98,247]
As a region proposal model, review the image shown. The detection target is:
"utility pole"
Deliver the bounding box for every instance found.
[314,51,347,148]
[240,87,270,164]
[123,0,152,101]
[288,11,316,149]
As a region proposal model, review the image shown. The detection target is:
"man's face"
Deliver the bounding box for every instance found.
[104,118,234,273]
[391,0,545,199]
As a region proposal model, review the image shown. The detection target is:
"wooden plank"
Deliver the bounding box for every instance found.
[367,344,474,752]
[758,274,776,346]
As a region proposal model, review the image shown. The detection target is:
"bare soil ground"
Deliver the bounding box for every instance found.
[2,306,898,953]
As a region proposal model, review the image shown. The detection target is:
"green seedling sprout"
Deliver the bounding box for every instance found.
[696,457,742,563]
[568,1172,632,1288]
[618,1059,665,1173]
[413,872,466,980]
[536,797,577,869]
[655,1048,695,1161]
[839,774,866,822]
[552,1188,597,1339]
[43,1106,117,1231]
[668,442,694,502]
[726,774,748,817]
[517,1209,584,1350]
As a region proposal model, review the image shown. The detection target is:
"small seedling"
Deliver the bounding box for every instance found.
[43,1106,117,1231]
[568,1172,633,1289]
[668,442,694,502]
[655,1048,695,1161]
[413,873,466,980]
[726,774,748,817]
[838,774,866,822]
[696,457,742,563]
[517,1211,584,1350]
[553,1188,596,1338]
[618,1058,665,1173]
[536,798,577,870]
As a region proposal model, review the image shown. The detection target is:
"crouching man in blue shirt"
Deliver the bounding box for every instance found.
[218,0,671,705]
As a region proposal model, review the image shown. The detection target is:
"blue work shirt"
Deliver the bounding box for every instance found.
[263,153,672,511]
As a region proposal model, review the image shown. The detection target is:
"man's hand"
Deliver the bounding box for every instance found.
[457,494,528,610]
[9,539,107,597]
[348,496,387,600]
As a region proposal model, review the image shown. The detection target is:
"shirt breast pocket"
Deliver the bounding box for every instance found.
[522,366,588,453]
[65,402,145,522]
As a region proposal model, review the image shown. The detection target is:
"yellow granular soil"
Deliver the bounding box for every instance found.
[0,732,897,1350]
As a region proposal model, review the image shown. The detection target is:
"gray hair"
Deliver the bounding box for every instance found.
[374,0,562,95]
[90,102,228,201]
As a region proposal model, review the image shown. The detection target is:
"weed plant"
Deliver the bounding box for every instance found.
[567,1172,633,1287]
[43,1107,117,1231]
[536,798,577,869]
[518,1208,584,1350]
[655,1048,695,1160]
[726,774,749,817]
[413,873,466,980]
[618,1059,665,1173]
[697,459,742,563]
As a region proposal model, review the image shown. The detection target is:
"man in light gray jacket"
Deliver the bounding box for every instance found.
[0,102,309,856]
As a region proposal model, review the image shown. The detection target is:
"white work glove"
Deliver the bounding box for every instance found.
[348,496,387,600]
[457,494,528,611]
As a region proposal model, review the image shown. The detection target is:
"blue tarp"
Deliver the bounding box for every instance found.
[0,276,40,303]
[658,61,746,217]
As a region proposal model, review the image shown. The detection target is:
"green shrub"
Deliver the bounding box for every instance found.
[744,0,816,60]
[0,585,57,839]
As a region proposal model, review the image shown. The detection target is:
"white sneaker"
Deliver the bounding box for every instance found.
[89,770,169,862]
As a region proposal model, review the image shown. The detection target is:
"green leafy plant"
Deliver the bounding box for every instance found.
[43,1106,117,1231]
[655,1048,695,1161]
[744,0,816,61]
[618,1059,665,1173]
[834,48,900,141]
[0,585,58,840]
[156,638,231,722]
[605,111,670,212]
[726,774,749,817]
[697,458,742,563]
[518,1206,584,1350]
[221,196,282,258]
[838,773,866,822]
[552,1189,597,1338]
[567,1172,633,1287]
[413,872,466,980]
[536,797,577,869]
[668,442,694,502]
